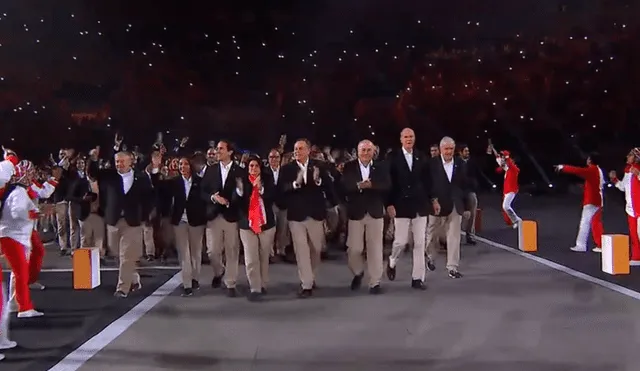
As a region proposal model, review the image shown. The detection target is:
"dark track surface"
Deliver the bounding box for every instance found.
[477,190,639,290]
[1,269,177,371]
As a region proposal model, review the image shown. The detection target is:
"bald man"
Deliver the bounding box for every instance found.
[341,140,391,294]
[386,128,430,290]
[87,150,153,297]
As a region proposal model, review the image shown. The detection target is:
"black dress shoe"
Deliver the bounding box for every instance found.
[182,288,194,297]
[350,273,364,290]
[226,287,237,297]
[297,288,312,298]
[369,285,382,295]
[247,291,263,302]
[211,275,223,288]
[411,279,426,290]
[386,261,396,281]
[312,282,318,289]
[466,236,477,245]
[192,279,200,290]
[448,270,463,279]
[426,259,436,272]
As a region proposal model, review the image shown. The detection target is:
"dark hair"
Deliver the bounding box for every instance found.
[588,152,601,165]
[294,138,311,148]
[246,155,263,170]
[217,139,235,155]
[430,143,438,149]
[191,152,206,166]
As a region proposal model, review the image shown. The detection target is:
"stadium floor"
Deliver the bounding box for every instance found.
[3,191,640,371]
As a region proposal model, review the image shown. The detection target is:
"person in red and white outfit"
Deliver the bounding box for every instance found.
[610,148,640,266]
[0,159,45,321]
[554,152,605,253]
[490,145,522,228]
[7,161,59,313]
[0,148,20,360]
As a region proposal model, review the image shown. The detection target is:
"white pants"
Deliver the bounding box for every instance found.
[1,282,9,341]
[575,204,599,250]
[502,192,520,223]
[389,216,427,281]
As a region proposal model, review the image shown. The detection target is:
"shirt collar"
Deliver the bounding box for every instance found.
[220,161,232,170]
[441,155,453,165]
[402,147,413,156]
[297,159,309,168]
[119,169,134,177]
[359,160,372,168]
[182,175,192,182]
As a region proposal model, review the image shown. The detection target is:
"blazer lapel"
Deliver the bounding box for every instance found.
[356,162,364,182]
[440,159,455,183]
[188,178,198,200]
[178,177,186,201]
[398,152,412,174]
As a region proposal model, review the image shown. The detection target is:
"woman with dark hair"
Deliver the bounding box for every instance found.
[234,156,276,301]
[168,156,207,296]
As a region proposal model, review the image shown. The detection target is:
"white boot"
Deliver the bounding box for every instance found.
[0,282,17,350]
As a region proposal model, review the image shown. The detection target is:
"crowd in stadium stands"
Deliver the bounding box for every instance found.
[1,12,638,192]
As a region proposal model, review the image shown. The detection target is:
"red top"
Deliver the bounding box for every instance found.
[560,164,604,206]
[496,157,519,194]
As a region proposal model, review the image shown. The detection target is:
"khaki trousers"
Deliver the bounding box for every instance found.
[426,209,462,271]
[174,222,205,288]
[461,192,478,237]
[240,227,275,293]
[80,213,105,255]
[205,215,240,288]
[54,202,69,250]
[289,218,324,290]
[346,214,384,287]
[272,205,290,256]
[389,216,427,281]
[68,202,81,250]
[107,218,142,294]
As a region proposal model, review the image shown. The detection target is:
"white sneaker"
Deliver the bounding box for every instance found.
[630,260,640,266]
[17,309,44,318]
[29,282,46,290]
[592,247,602,253]
[512,218,523,229]
[0,340,17,350]
[570,246,587,252]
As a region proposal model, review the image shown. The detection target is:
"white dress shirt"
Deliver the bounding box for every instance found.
[359,160,372,181]
[402,147,413,170]
[271,167,279,184]
[120,170,134,194]
[181,176,192,222]
[442,156,454,182]
[293,159,322,189]
[198,165,207,178]
[297,160,309,184]
[220,161,232,187]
